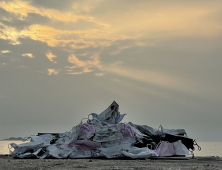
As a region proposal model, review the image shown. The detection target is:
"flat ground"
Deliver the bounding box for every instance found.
[0,155,221,170]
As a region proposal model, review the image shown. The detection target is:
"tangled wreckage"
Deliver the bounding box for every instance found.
[9,101,201,159]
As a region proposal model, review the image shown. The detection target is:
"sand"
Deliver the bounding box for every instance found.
[0,155,221,170]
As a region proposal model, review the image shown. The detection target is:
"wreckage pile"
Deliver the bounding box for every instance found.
[9,101,201,159]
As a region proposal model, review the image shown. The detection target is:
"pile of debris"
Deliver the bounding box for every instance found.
[9,101,201,159]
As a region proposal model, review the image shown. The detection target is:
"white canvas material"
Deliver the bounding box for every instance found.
[78,123,95,139]
[93,131,123,142]
[9,141,44,158]
[11,148,43,158]
[30,134,55,147]
[128,122,159,136]
[155,140,189,157]
[121,123,145,139]
[94,123,122,133]
[93,123,123,142]
[69,140,101,151]
[47,145,64,158]
[56,122,82,145]
[47,144,76,158]
[9,101,197,159]
[159,125,187,136]
[121,147,157,159]
[101,137,136,148]
[100,144,131,158]
[94,101,120,124]
[173,140,190,155]
[9,141,44,154]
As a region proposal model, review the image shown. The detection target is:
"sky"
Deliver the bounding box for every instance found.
[0,0,222,142]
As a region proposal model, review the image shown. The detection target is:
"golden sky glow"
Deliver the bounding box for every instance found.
[0,0,221,90]
[48,69,58,75]
[22,53,34,58]
[1,0,222,142]
[0,0,221,50]
[0,1,98,24]
[67,54,100,74]
[46,52,57,63]
[1,50,10,53]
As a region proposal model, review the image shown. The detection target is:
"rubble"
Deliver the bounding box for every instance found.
[8,101,201,159]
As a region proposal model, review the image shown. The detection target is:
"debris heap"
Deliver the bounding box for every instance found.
[9,101,201,159]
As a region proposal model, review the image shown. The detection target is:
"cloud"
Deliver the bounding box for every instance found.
[21,25,96,48]
[1,50,10,53]
[46,52,57,63]
[0,22,112,49]
[72,0,103,13]
[0,22,21,45]
[68,55,87,67]
[1,17,12,22]
[67,72,83,75]
[83,68,93,73]
[0,0,108,27]
[67,54,101,74]
[1,0,221,80]
[1,0,221,53]
[95,73,104,76]
[22,53,34,58]
[48,69,58,75]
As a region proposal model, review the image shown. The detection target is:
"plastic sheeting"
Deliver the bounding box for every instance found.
[9,101,199,159]
[155,140,189,157]
[122,147,157,159]
[91,101,120,124]
[69,140,101,151]
[30,134,55,147]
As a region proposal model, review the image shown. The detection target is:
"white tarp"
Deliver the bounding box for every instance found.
[9,101,194,159]
[91,101,120,124]
[155,140,189,157]
[122,147,157,159]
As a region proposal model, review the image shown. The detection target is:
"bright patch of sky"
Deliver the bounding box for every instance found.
[0,0,222,141]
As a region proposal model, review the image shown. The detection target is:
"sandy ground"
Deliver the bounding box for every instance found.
[0,155,221,170]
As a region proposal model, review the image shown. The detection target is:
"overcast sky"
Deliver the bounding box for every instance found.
[0,0,222,142]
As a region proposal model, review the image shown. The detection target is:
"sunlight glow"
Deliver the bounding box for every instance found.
[48,69,58,75]
[22,53,34,58]
[46,52,57,63]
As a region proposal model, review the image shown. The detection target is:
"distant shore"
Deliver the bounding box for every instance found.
[0,139,23,141]
[0,155,221,170]
[1,137,23,141]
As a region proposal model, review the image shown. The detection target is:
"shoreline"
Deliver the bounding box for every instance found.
[0,140,23,141]
[0,155,221,170]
